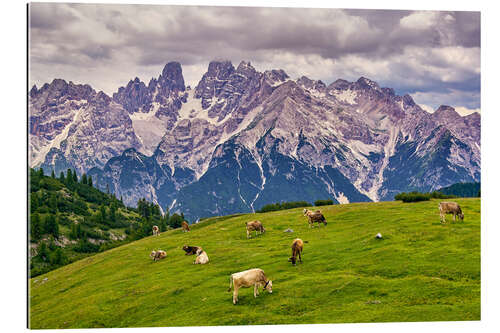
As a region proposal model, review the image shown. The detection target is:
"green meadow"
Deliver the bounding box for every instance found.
[29,199,480,328]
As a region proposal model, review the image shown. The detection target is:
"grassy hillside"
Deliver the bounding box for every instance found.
[29,199,480,328]
[29,168,187,277]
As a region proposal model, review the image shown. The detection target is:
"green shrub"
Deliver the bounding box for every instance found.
[314,199,334,206]
[257,201,311,213]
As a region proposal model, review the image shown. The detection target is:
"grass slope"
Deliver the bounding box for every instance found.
[29,199,480,328]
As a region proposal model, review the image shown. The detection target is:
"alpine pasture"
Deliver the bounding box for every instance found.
[29,199,480,328]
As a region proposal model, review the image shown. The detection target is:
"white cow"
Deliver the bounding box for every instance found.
[227,268,273,304]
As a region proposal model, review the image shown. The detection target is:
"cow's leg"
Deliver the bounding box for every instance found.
[233,287,239,304]
[299,251,302,263]
[254,284,258,298]
[453,213,456,222]
[440,212,445,223]
[247,229,250,239]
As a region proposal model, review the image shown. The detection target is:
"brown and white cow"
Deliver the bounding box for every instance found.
[181,221,190,232]
[182,245,202,255]
[439,202,464,223]
[303,209,327,227]
[227,268,273,304]
[288,238,304,265]
[150,250,167,261]
[152,225,160,236]
[246,220,265,238]
[194,248,209,264]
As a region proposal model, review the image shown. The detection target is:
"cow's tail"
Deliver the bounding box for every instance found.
[228,275,233,292]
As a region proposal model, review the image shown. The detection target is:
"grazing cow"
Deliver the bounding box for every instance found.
[288,238,304,265]
[152,225,159,236]
[150,250,167,261]
[194,248,209,264]
[303,209,327,227]
[227,268,273,304]
[181,221,190,232]
[246,220,265,238]
[182,245,202,255]
[439,202,464,223]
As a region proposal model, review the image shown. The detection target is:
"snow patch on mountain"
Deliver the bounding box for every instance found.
[31,107,85,167]
[331,89,358,104]
[130,104,167,155]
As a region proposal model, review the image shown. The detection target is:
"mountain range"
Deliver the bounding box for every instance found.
[29,60,481,220]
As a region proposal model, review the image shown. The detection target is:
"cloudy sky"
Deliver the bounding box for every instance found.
[29,3,480,115]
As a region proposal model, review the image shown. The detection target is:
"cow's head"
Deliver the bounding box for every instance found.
[459,212,464,221]
[263,280,273,293]
[150,250,156,259]
[303,208,308,216]
[288,256,296,265]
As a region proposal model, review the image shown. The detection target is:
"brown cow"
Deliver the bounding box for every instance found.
[439,202,464,223]
[246,220,265,238]
[227,268,273,304]
[288,238,304,265]
[152,225,159,236]
[181,221,190,232]
[182,245,202,255]
[303,209,327,227]
[150,250,167,261]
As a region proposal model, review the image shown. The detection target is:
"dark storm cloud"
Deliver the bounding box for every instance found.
[28,3,480,111]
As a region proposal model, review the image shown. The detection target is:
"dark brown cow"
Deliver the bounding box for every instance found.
[182,245,202,255]
[303,209,327,227]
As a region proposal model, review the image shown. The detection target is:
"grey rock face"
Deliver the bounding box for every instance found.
[29,60,480,221]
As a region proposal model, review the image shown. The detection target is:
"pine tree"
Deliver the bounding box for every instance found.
[30,192,39,213]
[106,184,110,195]
[88,176,93,187]
[66,169,73,185]
[38,242,48,262]
[72,170,78,183]
[81,173,88,185]
[30,213,43,240]
[38,168,44,177]
[49,193,58,213]
[109,202,117,224]
[59,171,65,182]
[44,214,59,239]
[51,170,55,178]
[99,205,107,224]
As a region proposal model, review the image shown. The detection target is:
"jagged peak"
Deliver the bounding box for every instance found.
[236,60,254,71]
[433,105,462,119]
[206,60,235,76]
[328,78,351,90]
[161,61,182,77]
[356,76,381,90]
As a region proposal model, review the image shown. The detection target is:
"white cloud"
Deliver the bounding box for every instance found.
[455,106,480,116]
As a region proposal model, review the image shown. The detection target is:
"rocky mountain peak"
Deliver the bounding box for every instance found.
[356,77,381,91]
[328,79,351,90]
[158,61,185,92]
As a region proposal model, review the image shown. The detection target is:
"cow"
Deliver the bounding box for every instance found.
[181,221,190,232]
[246,220,265,238]
[288,238,304,265]
[152,225,160,236]
[227,268,273,304]
[183,245,202,255]
[439,202,464,223]
[303,209,327,227]
[194,248,209,264]
[150,250,167,261]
